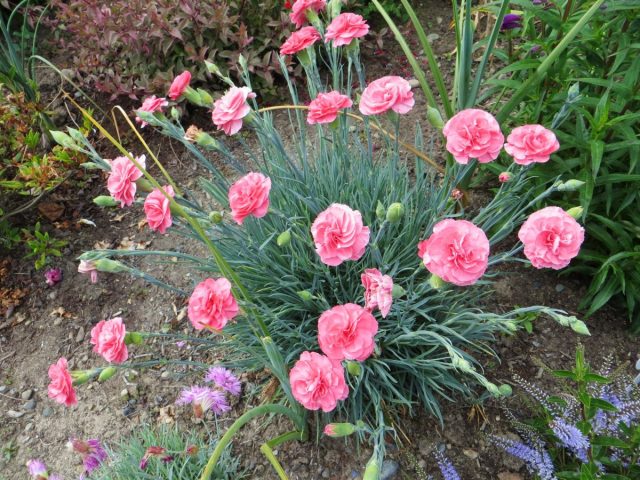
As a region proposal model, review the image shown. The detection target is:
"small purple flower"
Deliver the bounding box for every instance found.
[175,341,186,348]
[139,457,149,470]
[27,459,48,478]
[205,366,241,396]
[434,450,461,480]
[501,13,523,31]
[49,475,63,480]
[44,267,63,286]
[176,386,230,417]
[550,419,590,462]
[532,0,547,5]
[68,437,107,474]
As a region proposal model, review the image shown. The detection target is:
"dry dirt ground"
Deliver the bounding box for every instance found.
[1,1,639,479]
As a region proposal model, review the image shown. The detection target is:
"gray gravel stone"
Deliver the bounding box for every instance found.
[42,407,54,418]
[7,410,24,418]
[23,399,36,411]
[21,389,34,400]
[380,460,399,480]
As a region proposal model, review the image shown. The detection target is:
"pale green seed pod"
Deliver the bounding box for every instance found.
[385,203,405,223]
[93,196,118,207]
[277,230,291,247]
[426,106,444,129]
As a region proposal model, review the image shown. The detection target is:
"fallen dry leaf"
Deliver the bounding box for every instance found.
[50,306,76,319]
[112,213,126,223]
[118,237,151,250]
[93,240,112,250]
[137,218,148,230]
[157,405,175,424]
[38,202,65,221]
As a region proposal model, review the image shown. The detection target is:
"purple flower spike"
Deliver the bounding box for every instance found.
[44,267,63,287]
[551,419,590,462]
[176,386,230,416]
[501,13,523,31]
[490,435,557,480]
[205,366,242,396]
[434,450,461,480]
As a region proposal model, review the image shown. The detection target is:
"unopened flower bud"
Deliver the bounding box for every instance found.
[328,0,342,18]
[429,274,445,289]
[346,360,361,377]
[565,206,583,220]
[208,211,224,224]
[498,172,512,183]
[197,88,213,106]
[375,201,386,220]
[484,381,501,397]
[452,355,473,373]
[498,384,513,396]
[93,195,118,207]
[451,188,463,200]
[98,366,117,382]
[505,320,518,332]
[170,107,180,121]
[185,445,199,456]
[44,267,63,287]
[557,179,585,192]
[570,320,590,336]
[324,422,356,437]
[363,453,380,480]
[297,290,314,302]
[71,370,93,386]
[385,202,405,223]
[195,131,221,150]
[184,125,203,143]
[426,106,444,129]
[391,284,406,299]
[95,258,128,273]
[277,230,292,247]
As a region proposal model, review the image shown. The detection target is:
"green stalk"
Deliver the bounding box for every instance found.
[398,0,453,118]
[496,0,606,123]
[370,0,439,111]
[456,0,473,110]
[199,404,305,480]
[259,443,290,480]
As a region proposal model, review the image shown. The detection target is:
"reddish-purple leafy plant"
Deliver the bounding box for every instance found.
[43,0,294,99]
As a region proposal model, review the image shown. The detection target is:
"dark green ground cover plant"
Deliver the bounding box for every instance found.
[492,345,640,480]
[375,0,640,331]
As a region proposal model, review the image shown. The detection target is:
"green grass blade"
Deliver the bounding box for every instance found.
[371,0,439,111]
[399,0,453,117]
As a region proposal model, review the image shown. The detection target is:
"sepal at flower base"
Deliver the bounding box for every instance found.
[324,422,356,438]
[556,179,585,192]
[98,366,117,382]
[391,284,405,299]
[429,274,445,289]
[346,360,362,377]
[125,332,144,345]
[297,290,314,302]
[95,258,130,274]
[566,206,584,219]
[277,230,292,247]
[385,202,404,223]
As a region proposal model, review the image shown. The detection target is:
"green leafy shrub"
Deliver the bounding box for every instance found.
[493,346,640,479]
[22,221,66,269]
[44,0,295,99]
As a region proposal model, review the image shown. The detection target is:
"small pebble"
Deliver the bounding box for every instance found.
[24,422,33,432]
[321,469,330,478]
[0,385,8,394]
[463,448,478,460]
[426,33,440,43]
[53,317,62,326]
[120,389,129,400]
[42,407,53,418]
[380,460,399,480]
[555,284,565,293]
[160,371,170,380]
[76,327,85,343]
[48,291,57,300]
[23,399,36,411]
[122,404,136,417]
[7,410,24,418]
[21,389,34,400]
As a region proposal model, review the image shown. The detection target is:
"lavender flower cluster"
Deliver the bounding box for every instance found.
[175,366,241,418]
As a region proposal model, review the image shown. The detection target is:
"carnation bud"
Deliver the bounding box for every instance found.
[498,172,512,183]
[98,366,117,382]
[196,88,213,106]
[557,179,585,192]
[328,0,342,18]
[194,131,221,150]
[451,188,463,200]
[346,360,361,377]
[95,258,129,273]
[498,384,513,396]
[277,230,292,247]
[505,320,518,332]
[135,178,154,193]
[208,211,224,224]
[385,203,405,223]
[452,355,473,373]
[297,290,314,302]
[391,284,406,299]
[429,274,445,289]
[324,423,356,437]
[71,370,93,386]
[426,106,444,129]
[570,320,590,336]
[183,86,204,106]
[484,381,501,397]
[375,201,386,220]
[93,195,118,207]
[125,332,144,345]
[170,107,180,121]
[363,453,380,480]
[185,445,199,456]
[565,206,583,219]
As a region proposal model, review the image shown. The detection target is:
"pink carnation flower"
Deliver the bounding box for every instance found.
[307,91,353,125]
[504,124,560,165]
[107,154,146,207]
[78,259,98,283]
[359,76,415,116]
[499,172,512,183]
[418,219,490,286]
[187,278,239,331]
[518,206,584,270]
[325,12,369,47]
[144,185,175,234]
[443,109,504,164]
[280,26,321,55]
[318,303,378,361]
[135,95,168,127]
[168,71,191,101]
[48,357,77,407]
[289,0,326,28]
[212,86,256,136]
[90,317,128,364]
[361,268,393,318]
[228,172,271,225]
[311,203,370,266]
[289,351,349,412]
